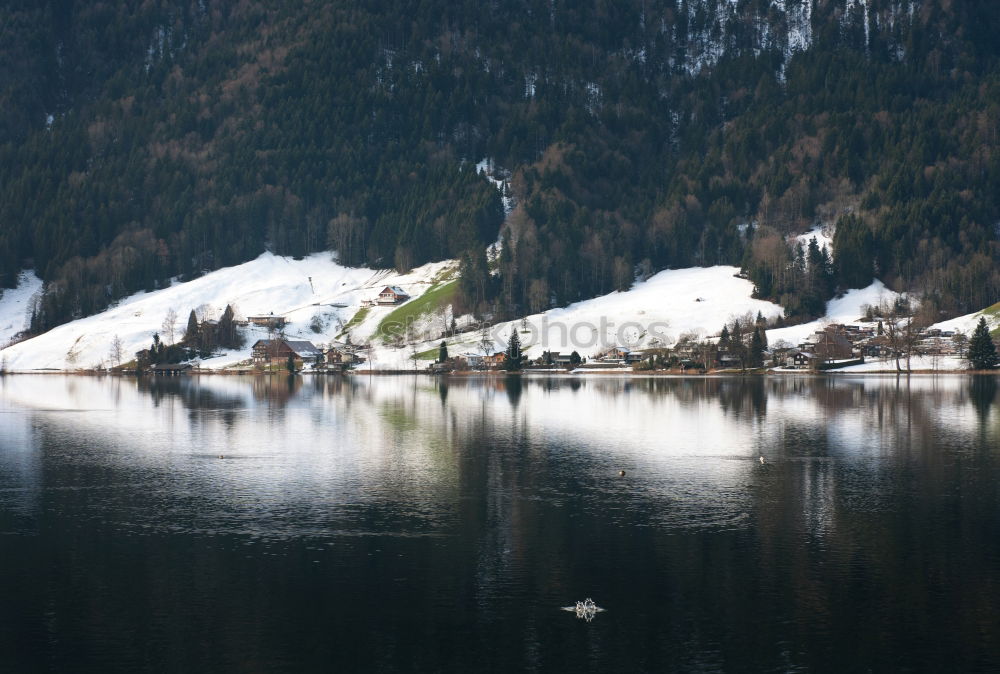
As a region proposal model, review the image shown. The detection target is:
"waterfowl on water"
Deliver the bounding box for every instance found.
[619,470,626,477]
[759,456,765,464]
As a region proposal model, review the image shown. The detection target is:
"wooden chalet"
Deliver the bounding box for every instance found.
[324,346,364,368]
[483,352,507,369]
[376,286,410,306]
[792,351,819,369]
[251,339,323,368]
[247,314,287,329]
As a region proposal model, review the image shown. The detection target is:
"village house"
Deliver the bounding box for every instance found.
[323,346,362,370]
[792,351,819,369]
[483,352,507,369]
[598,347,632,363]
[252,339,323,369]
[461,352,484,369]
[534,351,577,367]
[671,341,703,361]
[325,347,347,364]
[716,351,742,369]
[812,329,854,362]
[247,314,287,329]
[770,346,798,367]
[429,361,454,374]
[376,286,410,306]
[855,335,889,357]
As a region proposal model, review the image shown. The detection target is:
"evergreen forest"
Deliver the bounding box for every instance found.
[1,0,999,332]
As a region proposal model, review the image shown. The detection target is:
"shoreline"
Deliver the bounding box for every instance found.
[1,368,996,377]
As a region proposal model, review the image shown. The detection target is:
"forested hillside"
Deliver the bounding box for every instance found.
[2,0,999,333]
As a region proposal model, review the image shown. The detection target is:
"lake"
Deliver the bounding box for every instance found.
[1,373,999,673]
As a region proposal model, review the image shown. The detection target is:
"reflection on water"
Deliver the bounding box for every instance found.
[1,374,999,673]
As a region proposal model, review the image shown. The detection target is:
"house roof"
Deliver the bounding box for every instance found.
[251,339,322,358]
[380,285,409,296]
[285,340,323,357]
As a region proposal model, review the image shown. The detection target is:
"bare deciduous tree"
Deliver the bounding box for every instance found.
[65,345,80,370]
[877,296,923,372]
[410,342,420,370]
[952,330,969,358]
[162,308,178,345]
[109,334,124,368]
[479,322,494,357]
[438,306,453,339]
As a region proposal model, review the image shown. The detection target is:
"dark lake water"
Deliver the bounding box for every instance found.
[1,373,1000,673]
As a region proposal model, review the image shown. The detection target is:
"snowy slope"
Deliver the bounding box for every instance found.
[0,271,42,347]
[0,253,455,371]
[832,354,966,373]
[432,266,785,361]
[766,280,898,347]
[0,261,784,371]
[929,305,1000,336]
[791,223,834,256]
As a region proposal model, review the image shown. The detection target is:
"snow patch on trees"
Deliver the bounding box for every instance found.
[0,271,43,348]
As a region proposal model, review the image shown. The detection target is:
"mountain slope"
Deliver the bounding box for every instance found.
[2,0,999,333]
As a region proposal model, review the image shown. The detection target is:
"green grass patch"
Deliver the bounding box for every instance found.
[338,306,371,336]
[975,302,1000,338]
[414,347,440,360]
[429,263,459,285]
[376,280,458,343]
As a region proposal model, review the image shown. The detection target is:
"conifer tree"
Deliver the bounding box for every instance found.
[151,333,162,365]
[755,312,769,350]
[719,325,731,350]
[968,317,998,370]
[184,310,200,347]
[750,325,765,368]
[505,327,522,371]
[218,304,236,348]
[438,341,449,363]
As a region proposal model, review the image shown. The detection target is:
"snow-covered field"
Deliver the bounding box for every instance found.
[766,280,898,347]
[487,266,784,358]
[832,354,966,373]
[0,253,456,371]
[930,306,1000,336]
